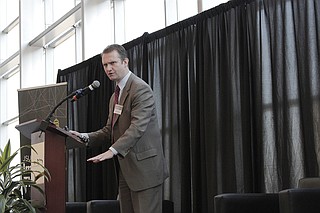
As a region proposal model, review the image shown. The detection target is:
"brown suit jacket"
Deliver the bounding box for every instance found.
[88,73,169,191]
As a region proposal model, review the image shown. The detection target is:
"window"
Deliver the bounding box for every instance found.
[52,0,80,23]
[7,120,20,165]
[0,0,20,149]
[202,0,228,11]
[6,71,19,120]
[124,0,165,42]
[7,24,19,57]
[53,33,76,78]
[6,0,19,23]
[177,0,197,21]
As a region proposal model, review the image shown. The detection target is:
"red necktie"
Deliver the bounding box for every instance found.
[112,85,120,127]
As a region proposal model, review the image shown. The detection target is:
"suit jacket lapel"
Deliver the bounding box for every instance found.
[119,73,134,105]
[113,73,134,125]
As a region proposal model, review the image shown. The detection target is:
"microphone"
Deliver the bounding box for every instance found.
[71,80,100,102]
[41,80,100,129]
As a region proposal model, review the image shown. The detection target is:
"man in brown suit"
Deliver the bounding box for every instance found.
[71,44,168,213]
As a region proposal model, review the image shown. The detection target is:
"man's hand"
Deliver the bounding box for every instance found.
[69,130,89,143]
[69,130,81,137]
[87,150,114,163]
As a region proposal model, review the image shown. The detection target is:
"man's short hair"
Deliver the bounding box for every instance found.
[102,44,128,61]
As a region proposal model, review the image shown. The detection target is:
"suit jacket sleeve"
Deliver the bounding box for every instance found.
[86,98,113,146]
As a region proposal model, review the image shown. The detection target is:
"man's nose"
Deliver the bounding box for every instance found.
[105,64,112,71]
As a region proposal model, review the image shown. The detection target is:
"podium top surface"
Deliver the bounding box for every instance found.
[15,119,41,139]
[16,119,85,149]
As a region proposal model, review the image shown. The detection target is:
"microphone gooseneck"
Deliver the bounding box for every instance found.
[42,80,100,128]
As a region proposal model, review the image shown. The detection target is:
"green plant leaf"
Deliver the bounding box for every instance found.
[2,140,11,161]
[0,139,50,212]
[0,153,17,174]
[0,195,6,213]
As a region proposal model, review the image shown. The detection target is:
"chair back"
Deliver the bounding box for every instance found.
[298,177,320,188]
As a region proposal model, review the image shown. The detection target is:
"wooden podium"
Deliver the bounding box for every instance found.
[16,119,85,213]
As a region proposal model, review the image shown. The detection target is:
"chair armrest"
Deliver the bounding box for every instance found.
[214,193,279,213]
[279,188,320,213]
[87,200,120,213]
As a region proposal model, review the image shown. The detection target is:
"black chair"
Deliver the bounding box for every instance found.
[278,177,320,213]
[214,193,279,213]
[298,177,320,188]
[86,199,173,213]
[87,200,120,213]
[66,202,86,213]
[279,188,320,213]
[163,200,174,213]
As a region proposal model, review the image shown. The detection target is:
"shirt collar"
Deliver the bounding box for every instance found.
[117,71,131,90]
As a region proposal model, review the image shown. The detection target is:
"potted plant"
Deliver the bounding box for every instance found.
[0,140,50,213]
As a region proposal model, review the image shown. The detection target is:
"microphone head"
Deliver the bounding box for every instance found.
[92,80,100,89]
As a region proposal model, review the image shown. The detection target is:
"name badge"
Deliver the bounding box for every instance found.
[114,104,123,115]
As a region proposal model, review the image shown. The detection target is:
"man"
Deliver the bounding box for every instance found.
[71,44,169,213]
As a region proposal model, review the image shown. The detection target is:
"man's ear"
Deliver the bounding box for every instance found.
[124,58,129,66]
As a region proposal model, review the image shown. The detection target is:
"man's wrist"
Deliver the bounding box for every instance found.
[109,147,118,155]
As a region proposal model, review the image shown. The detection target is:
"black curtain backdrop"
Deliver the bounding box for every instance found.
[57,0,320,212]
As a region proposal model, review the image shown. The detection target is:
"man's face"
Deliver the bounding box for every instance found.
[102,50,129,83]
